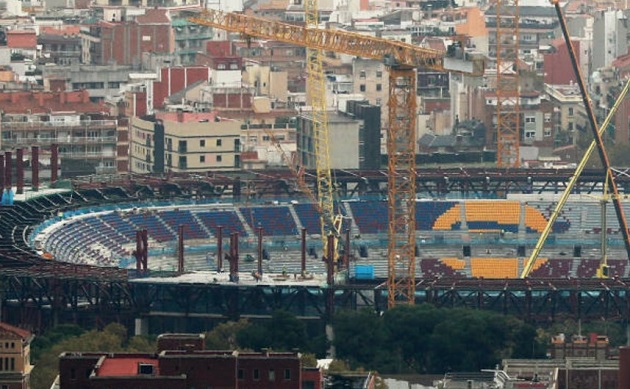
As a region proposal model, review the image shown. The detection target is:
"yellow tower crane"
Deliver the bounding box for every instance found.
[303,0,342,262]
[189,10,484,306]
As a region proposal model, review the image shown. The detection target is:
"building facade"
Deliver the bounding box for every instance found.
[58,334,302,389]
[130,112,241,174]
[0,322,34,389]
[0,90,121,176]
[297,103,381,170]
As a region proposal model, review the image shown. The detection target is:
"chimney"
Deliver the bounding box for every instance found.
[177,109,184,123]
[83,90,89,103]
[38,92,44,107]
[59,92,66,105]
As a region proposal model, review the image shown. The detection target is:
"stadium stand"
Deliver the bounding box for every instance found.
[195,209,248,237]
[470,258,519,279]
[417,201,458,230]
[432,203,462,230]
[419,258,466,278]
[348,201,388,234]
[240,206,298,236]
[126,212,175,242]
[292,203,321,234]
[528,258,572,278]
[160,210,209,240]
[465,201,519,233]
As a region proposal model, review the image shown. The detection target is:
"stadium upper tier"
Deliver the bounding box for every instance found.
[30,198,630,276]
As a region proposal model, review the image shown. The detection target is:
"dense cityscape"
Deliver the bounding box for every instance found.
[0,0,629,388]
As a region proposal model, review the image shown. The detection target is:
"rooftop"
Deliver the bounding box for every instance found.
[97,356,158,377]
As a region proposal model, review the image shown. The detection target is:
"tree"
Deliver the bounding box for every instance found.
[237,310,308,351]
[205,319,251,350]
[301,353,318,368]
[333,309,389,370]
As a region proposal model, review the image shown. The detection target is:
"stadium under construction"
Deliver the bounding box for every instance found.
[1,160,630,333]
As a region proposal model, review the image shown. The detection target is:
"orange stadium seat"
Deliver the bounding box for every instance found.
[440,257,466,270]
[432,204,462,230]
[470,257,519,279]
[524,206,549,233]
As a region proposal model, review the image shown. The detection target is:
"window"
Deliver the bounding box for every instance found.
[284,369,291,380]
[238,369,244,380]
[200,139,206,147]
[568,122,574,131]
[525,117,535,123]
[216,139,222,146]
[376,70,382,78]
[375,98,382,106]
[217,155,222,162]
[359,70,366,78]
[269,369,276,381]
[568,107,574,116]
[376,84,382,92]
[359,84,366,92]
[200,155,205,163]
[253,369,260,380]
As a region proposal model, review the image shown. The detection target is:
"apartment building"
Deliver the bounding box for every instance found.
[171,12,213,65]
[485,5,558,61]
[130,112,241,174]
[0,322,34,389]
[545,84,586,145]
[592,8,630,71]
[297,101,381,170]
[482,90,555,149]
[81,9,174,66]
[0,90,122,176]
[41,65,135,102]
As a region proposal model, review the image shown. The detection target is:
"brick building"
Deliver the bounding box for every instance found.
[153,66,210,110]
[543,39,580,85]
[0,322,34,389]
[83,9,174,66]
[58,333,305,389]
[0,90,125,175]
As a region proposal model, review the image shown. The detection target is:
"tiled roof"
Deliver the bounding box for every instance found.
[40,26,81,36]
[0,91,105,114]
[0,322,32,340]
[97,357,158,377]
[424,38,446,52]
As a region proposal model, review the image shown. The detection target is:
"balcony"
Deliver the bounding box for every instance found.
[2,135,117,147]
[1,120,117,131]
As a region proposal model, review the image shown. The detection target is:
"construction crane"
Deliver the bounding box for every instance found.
[189,10,484,306]
[495,0,520,167]
[303,0,341,263]
[521,0,630,278]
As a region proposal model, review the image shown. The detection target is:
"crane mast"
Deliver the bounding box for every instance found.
[495,0,520,167]
[303,0,340,260]
[189,9,484,306]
